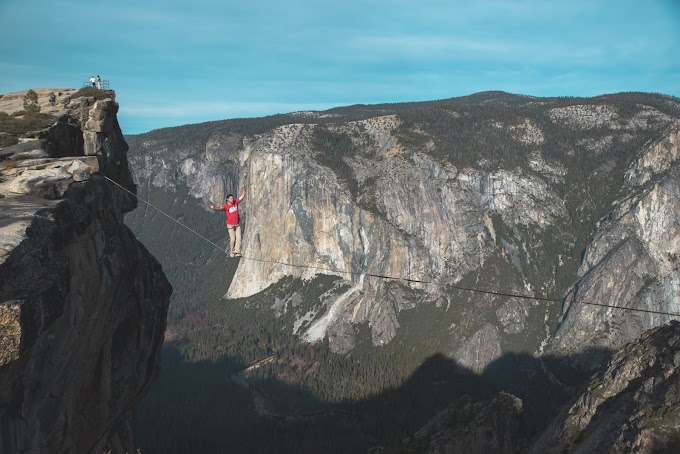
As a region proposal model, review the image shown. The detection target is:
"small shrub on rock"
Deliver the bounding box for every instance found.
[0,112,55,145]
[67,87,114,102]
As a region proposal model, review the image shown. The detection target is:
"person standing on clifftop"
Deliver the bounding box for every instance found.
[209,182,246,257]
[89,75,96,87]
[96,75,101,89]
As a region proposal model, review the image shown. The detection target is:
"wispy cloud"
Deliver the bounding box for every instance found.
[346,32,663,67]
[350,35,515,58]
[119,99,354,134]
[2,0,678,133]
[121,101,345,118]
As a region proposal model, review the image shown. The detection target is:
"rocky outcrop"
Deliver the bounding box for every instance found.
[531,320,680,453]
[455,323,502,374]
[549,121,680,370]
[406,393,525,454]
[409,319,680,454]
[0,90,171,454]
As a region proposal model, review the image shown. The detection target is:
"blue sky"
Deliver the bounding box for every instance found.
[1,0,679,134]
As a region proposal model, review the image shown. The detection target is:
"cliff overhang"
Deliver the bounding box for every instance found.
[0,89,172,453]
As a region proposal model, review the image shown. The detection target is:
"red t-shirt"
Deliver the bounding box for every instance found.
[223,198,242,225]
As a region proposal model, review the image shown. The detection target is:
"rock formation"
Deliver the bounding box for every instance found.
[407,319,680,454]
[531,320,680,453]
[0,89,171,453]
[404,393,525,454]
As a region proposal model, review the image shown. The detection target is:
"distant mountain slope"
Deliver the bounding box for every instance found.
[548,121,680,369]
[125,91,680,451]
[126,91,680,358]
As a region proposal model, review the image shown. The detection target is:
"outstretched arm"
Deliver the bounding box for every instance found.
[209,203,225,211]
[239,181,246,201]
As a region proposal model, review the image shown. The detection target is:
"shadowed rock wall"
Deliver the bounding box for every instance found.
[0,90,171,454]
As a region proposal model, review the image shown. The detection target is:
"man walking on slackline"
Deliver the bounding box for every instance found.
[209,182,246,257]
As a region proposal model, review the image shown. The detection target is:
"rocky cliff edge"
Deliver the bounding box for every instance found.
[0,89,172,453]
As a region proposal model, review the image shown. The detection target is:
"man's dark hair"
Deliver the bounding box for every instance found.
[226,194,234,201]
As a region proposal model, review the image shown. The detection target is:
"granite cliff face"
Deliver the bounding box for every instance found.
[130,114,570,357]
[0,90,171,453]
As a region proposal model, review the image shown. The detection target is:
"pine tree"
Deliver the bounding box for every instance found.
[23,89,40,114]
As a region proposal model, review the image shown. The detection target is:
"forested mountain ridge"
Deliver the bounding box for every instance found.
[127,91,680,357]
[548,120,680,369]
[125,91,680,452]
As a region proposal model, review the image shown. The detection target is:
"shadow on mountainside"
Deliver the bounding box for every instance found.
[481,346,614,432]
[133,341,613,454]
